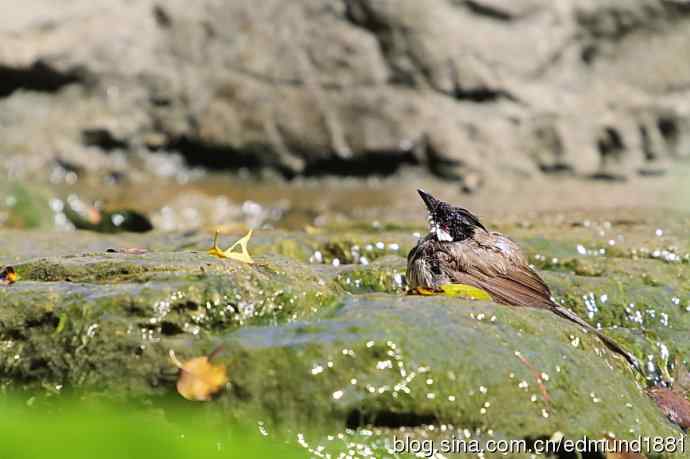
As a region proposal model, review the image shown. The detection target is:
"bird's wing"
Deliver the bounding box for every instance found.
[440,235,555,309]
[438,234,642,370]
[457,265,554,309]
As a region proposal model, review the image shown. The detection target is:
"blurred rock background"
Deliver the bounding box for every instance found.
[2,0,689,190]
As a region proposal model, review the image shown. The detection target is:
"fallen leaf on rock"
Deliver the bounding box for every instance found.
[0,266,17,285]
[411,284,491,300]
[439,283,492,300]
[169,349,228,401]
[647,386,690,429]
[208,229,254,264]
[603,432,647,459]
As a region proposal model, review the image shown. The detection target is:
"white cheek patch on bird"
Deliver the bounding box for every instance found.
[436,227,453,241]
[428,215,453,241]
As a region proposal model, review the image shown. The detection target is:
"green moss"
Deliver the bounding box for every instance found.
[334,256,406,294]
[0,253,343,395]
[208,295,680,455]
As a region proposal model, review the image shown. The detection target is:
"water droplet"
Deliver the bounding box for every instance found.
[311,365,324,375]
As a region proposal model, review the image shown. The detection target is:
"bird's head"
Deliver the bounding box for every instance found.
[417,189,487,242]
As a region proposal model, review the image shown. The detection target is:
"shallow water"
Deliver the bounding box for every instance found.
[4,163,688,234]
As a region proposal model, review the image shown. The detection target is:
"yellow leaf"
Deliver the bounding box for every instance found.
[440,284,492,300]
[170,350,229,401]
[411,284,491,300]
[0,266,17,285]
[208,229,254,264]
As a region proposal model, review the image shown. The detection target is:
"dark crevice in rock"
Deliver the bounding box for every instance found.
[597,127,625,158]
[29,358,49,372]
[532,124,573,175]
[661,0,690,16]
[424,140,465,182]
[123,303,148,317]
[160,321,184,336]
[343,1,390,46]
[302,150,418,177]
[638,168,666,177]
[639,125,656,161]
[0,61,83,98]
[82,129,129,151]
[158,136,271,172]
[580,44,598,65]
[343,0,414,86]
[25,312,59,330]
[156,133,419,180]
[657,116,679,148]
[594,126,627,180]
[346,409,438,429]
[589,172,627,182]
[453,86,519,103]
[172,301,199,312]
[153,4,172,28]
[539,163,574,175]
[2,328,26,341]
[463,0,514,21]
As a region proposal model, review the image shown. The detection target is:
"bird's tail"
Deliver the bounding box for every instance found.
[551,303,642,373]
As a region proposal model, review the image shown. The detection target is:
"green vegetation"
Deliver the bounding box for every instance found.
[0,398,303,459]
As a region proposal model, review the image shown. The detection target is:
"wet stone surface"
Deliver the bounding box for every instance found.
[0,209,688,457]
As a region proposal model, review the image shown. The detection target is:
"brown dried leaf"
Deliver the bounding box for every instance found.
[0,266,17,285]
[170,350,228,401]
[604,433,647,459]
[647,387,690,429]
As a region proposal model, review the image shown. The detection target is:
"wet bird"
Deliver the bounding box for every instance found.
[407,189,640,370]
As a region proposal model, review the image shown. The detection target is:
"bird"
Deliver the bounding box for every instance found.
[406,189,640,370]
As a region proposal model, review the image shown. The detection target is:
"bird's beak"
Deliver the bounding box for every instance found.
[417,189,440,212]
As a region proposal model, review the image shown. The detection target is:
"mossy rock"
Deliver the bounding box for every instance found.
[206,294,682,457]
[0,252,341,394]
